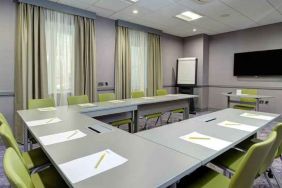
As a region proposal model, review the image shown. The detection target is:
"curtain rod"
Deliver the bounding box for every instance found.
[16,0,96,20]
[116,20,162,36]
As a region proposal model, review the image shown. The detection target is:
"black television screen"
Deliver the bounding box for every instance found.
[234,49,282,76]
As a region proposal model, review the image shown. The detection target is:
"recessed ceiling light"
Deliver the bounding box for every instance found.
[125,0,138,3]
[176,11,202,22]
[133,10,138,14]
[193,28,197,32]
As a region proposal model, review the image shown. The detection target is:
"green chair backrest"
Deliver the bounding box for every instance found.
[0,113,9,125]
[28,98,55,109]
[156,89,168,96]
[131,91,145,98]
[98,93,115,102]
[0,120,22,159]
[67,95,89,105]
[240,89,257,103]
[258,123,282,174]
[229,132,276,188]
[4,148,34,188]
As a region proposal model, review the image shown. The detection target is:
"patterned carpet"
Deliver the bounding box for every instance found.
[0,111,281,188]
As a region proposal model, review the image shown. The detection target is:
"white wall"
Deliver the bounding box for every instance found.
[0,0,16,126]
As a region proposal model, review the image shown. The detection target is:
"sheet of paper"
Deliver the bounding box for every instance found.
[37,107,56,112]
[108,100,125,103]
[218,121,257,132]
[240,113,274,121]
[59,149,128,184]
[26,117,62,127]
[141,97,155,100]
[39,130,86,146]
[78,103,97,107]
[179,132,231,151]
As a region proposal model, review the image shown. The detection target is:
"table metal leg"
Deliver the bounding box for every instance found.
[133,110,138,133]
[256,99,260,111]
[24,126,28,151]
[183,101,190,119]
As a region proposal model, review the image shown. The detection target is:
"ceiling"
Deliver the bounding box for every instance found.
[50,0,282,37]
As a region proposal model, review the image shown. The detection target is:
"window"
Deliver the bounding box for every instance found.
[45,10,75,105]
[129,29,148,92]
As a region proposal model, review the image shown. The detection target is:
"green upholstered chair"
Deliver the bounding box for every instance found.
[212,124,282,187]
[0,115,49,172]
[28,98,56,149]
[67,95,89,105]
[98,93,132,132]
[157,89,184,123]
[4,147,67,188]
[28,98,55,109]
[131,91,162,129]
[233,89,257,110]
[178,132,277,188]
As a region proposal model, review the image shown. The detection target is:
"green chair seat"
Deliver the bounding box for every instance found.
[132,91,162,129]
[212,149,244,173]
[0,115,49,171]
[156,89,184,123]
[67,95,89,105]
[178,167,230,188]
[31,166,68,188]
[171,108,184,113]
[233,104,256,110]
[22,147,50,170]
[144,113,162,120]
[4,148,67,188]
[179,132,277,188]
[111,118,132,127]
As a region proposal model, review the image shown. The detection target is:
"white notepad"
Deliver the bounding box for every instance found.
[179,132,231,151]
[37,107,56,112]
[141,97,155,100]
[108,100,125,103]
[39,130,86,146]
[26,117,62,127]
[59,149,128,183]
[240,113,274,121]
[78,103,97,107]
[218,121,257,132]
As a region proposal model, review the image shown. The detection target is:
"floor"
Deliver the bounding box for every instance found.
[0,111,281,188]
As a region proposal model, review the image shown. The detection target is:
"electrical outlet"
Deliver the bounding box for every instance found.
[265,101,269,104]
[98,82,104,87]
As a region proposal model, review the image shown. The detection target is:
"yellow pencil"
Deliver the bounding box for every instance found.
[46,118,55,123]
[95,153,106,169]
[188,137,210,140]
[67,130,78,139]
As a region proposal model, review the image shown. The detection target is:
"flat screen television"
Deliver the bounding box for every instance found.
[234,49,282,76]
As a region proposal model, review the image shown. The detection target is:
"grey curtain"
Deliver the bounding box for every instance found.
[147,33,163,96]
[115,26,131,99]
[15,3,48,142]
[74,16,97,102]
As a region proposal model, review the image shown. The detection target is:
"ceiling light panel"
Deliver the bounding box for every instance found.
[176,11,202,21]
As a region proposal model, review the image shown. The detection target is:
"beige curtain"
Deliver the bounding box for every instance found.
[115,26,131,99]
[147,33,163,96]
[15,3,48,142]
[74,17,97,102]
